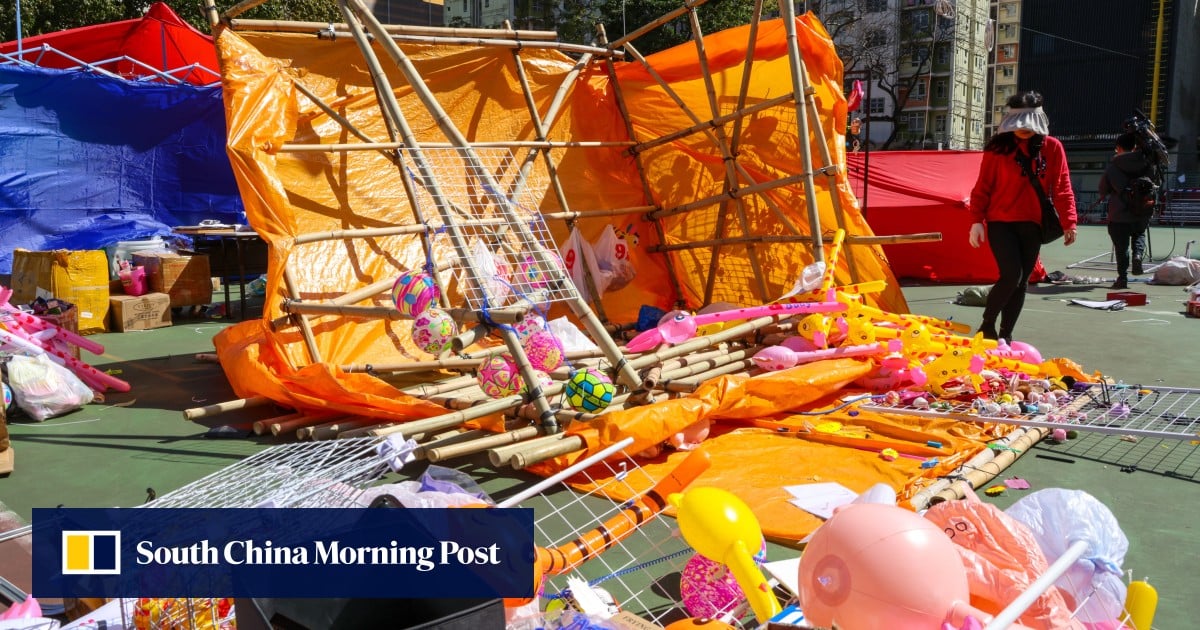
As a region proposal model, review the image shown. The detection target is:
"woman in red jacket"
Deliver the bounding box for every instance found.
[968,91,1078,343]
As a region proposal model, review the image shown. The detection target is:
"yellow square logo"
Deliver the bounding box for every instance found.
[62,531,121,575]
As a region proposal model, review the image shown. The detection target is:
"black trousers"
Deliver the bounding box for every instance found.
[1107,221,1148,278]
[983,221,1042,337]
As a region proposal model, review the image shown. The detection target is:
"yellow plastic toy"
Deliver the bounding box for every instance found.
[1123,579,1158,630]
[669,487,782,623]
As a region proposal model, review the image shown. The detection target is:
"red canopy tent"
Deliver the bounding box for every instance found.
[0,2,218,85]
[850,150,1045,283]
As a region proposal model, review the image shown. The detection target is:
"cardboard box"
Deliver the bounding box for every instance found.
[109,293,172,331]
[1187,300,1200,318]
[132,252,213,308]
[1107,291,1147,306]
[10,249,110,334]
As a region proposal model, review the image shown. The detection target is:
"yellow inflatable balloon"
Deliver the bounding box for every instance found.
[669,487,781,623]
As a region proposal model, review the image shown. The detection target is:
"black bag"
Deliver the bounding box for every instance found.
[1016,151,1064,244]
[1121,175,1159,218]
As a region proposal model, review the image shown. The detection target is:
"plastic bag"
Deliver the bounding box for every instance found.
[593,225,637,293]
[1005,489,1128,624]
[6,354,95,421]
[924,493,1082,629]
[1149,256,1200,285]
[560,227,606,302]
[467,240,513,305]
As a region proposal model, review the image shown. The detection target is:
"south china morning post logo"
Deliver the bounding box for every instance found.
[61,530,121,575]
[35,507,534,598]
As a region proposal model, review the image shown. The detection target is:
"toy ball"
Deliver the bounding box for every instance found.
[391,271,439,317]
[513,313,546,341]
[518,253,562,289]
[797,503,985,630]
[2,381,12,412]
[680,553,746,618]
[523,330,565,372]
[525,369,554,394]
[411,308,457,355]
[564,369,615,413]
[477,355,523,399]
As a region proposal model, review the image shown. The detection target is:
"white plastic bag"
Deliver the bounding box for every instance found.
[593,224,637,293]
[560,226,607,302]
[466,240,513,305]
[1149,256,1200,285]
[6,354,95,421]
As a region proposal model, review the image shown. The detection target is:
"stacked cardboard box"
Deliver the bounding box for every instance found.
[109,293,172,331]
[10,249,109,334]
[132,252,213,308]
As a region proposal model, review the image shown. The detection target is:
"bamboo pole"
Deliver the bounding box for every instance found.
[596,25,686,306]
[649,232,942,252]
[422,425,541,463]
[627,313,791,371]
[777,0,825,265]
[607,0,713,49]
[329,278,394,307]
[293,221,504,245]
[450,324,490,353]
[278,140,632,153]
[489,433,565,467]
[308,416,384,441]
[633,93,789,155]
[417,427,520,460]
[620,42,802,236]
[280,302,525,324]
[184,395,273,421]
[685,8,770,303]
[649,173,807,220]
[540,206,657,221]
[282,263,323,364]
[399,375,477,397]
[203,0,220,29]
[341,357,482,372]
[252,412,305,436]
[221,0,270,21]
[662,358,757,392]
[368,393,528,438]
[511,436,587,470]
[227,19,560,41]
[343,0,571,431]
[270,414,341,437]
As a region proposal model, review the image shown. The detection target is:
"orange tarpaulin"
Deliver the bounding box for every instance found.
[207,15,1060,541]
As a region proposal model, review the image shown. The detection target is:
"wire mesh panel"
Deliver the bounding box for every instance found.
[862,384,1200,441]
[400,147,572,311]
[146,437,390,509]
[517,453,759,628]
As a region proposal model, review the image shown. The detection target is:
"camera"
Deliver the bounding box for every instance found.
[1122,109,1170,185]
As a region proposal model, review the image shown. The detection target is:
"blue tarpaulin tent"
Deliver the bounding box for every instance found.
[0,4,243,274]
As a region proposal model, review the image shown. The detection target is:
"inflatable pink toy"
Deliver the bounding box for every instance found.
[798,503,1023,630]
[625,301,845,353]
[752,343,884,372]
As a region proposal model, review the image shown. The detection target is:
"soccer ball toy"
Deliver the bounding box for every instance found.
[478,355,522,399]
[523,330,565,372]
[391,271,439,317]
[564,369,615,413]
[411,308,457,355]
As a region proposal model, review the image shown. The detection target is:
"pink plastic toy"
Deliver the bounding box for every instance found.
[751,343,884,372]
[797,503,1019,630]
[625,301,845,353]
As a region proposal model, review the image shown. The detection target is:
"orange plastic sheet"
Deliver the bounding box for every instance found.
[211,15,905,412]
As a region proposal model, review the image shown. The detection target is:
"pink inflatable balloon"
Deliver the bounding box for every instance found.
[798,503,993,630]
[752,346,798,371]
[1007,341,1043,366]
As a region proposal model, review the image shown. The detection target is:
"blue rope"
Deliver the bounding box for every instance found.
[543,547,693,601]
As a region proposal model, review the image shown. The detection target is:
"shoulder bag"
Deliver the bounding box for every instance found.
[1016,151,1064,244]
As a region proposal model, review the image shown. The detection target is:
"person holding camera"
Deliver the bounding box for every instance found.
[967,91,1077,343]
[1099,132,1154,289]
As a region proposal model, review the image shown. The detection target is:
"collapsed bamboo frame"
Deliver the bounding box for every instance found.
[195,0,950,466]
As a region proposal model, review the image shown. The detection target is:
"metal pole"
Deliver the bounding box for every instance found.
[863,72,872,217]
[15,0,22,59]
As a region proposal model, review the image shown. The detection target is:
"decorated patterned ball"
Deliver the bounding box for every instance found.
[513,313,546,341]
[477,355,522,399]
[391,271,439,317]
[680,553,746,619]
[2,381,12,412]
[523,330,565,372]
[524,369,554,394]
[411,308,457,355]
[564,369,615,413]
[518,252,563,289]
